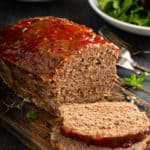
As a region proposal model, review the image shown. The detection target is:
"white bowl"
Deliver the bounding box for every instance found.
[88,0,150,36]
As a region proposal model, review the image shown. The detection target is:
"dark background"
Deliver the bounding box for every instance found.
[0,0,150,149]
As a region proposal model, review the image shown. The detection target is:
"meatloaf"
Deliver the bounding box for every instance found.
[0,16,118,114]
[51,126,149,150]
[58,102,150,148]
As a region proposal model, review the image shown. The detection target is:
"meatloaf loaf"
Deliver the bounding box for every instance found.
[0,16,118,114]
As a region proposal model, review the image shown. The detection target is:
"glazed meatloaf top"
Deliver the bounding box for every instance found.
[0,16,118,82]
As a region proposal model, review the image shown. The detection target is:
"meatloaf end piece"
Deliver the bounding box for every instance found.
[0,16,118,114]
[50,125,150,150]
[59,102,150,148]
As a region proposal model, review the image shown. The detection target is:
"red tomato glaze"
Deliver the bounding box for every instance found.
[61,127,147,148]
[0,17,118,79]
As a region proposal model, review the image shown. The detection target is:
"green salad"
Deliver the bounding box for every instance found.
[98,0,150,26]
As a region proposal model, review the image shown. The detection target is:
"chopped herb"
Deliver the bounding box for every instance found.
[25,111,39,121]
[22,27,28,33]
[124,72,149,88]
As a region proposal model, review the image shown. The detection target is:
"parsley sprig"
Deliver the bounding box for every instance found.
[124,72,149,88]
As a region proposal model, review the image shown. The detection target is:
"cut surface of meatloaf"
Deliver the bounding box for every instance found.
[50,125,150,150]
[59,102,150,148]
[0,16,118,114]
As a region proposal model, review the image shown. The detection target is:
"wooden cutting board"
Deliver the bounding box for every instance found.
[0,79,150,150]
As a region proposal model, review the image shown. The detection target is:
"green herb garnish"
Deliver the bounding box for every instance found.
[124,72,149,88]
[98,0,150,26]
[25,111,39,121]
[22,27,28,33]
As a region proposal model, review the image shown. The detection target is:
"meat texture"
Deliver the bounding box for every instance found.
[0,16,118,114]
[59,102,150,148]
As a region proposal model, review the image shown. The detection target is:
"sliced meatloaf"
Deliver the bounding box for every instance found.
[51,126,149,150]
[59,102,150,148]
[0,16,118,114]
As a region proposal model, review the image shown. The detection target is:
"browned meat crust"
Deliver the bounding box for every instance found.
[50,125,150,150]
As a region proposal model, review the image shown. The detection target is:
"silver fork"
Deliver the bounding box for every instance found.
[98,26,150,74]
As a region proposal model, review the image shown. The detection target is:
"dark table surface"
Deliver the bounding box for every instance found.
[0,0,150,149]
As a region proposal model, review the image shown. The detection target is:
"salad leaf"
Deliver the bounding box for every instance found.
[121,0,133,13]
[98,0,114,11]
[124,72,149,88]
[98,0,121,18]
[98,0,150,26]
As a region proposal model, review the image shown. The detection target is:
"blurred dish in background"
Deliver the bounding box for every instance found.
[88,0,150,36]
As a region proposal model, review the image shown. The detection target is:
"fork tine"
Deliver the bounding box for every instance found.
[98,26,150,74]
[117,57,141,74]
[98,26,136,51]
[134,64,150,74]
[98,26,136,71]
[99,26,150,56]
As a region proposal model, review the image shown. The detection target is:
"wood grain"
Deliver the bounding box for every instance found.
[0,79,150,150]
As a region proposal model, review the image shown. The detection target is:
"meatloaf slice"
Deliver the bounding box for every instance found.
[0,16,118,114]
[50,125,150,150]
[59,102,150,148]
